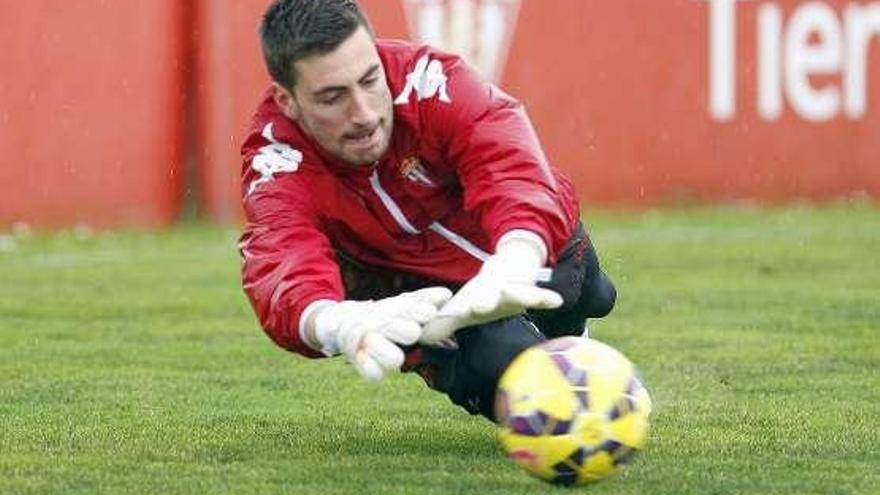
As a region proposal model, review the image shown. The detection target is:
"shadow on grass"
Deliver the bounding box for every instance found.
[176,410,497,465]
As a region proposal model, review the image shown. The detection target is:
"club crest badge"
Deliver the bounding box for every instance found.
[399,156,436,187]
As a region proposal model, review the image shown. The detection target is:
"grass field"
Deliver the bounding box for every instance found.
[1,204,878,495]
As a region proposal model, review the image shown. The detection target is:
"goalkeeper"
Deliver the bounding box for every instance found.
[240,0,617,420]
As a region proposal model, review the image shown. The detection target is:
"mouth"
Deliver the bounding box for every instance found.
[344,125,381,151]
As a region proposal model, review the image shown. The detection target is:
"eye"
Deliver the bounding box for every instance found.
[319,93,342,105]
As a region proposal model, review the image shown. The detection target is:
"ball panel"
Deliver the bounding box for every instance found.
[579,450,617,481]
[499,430,581,481]
[608,376,652,449]
[498,347,579,425]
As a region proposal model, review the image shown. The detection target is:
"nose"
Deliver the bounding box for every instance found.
[348,88,376,125]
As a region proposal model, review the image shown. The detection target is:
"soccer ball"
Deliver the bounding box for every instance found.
[495,336,652,486]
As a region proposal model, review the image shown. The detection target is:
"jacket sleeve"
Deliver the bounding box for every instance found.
[422,56,578,263]
[239,152,344,358]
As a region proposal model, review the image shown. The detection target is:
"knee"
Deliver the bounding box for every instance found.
[588,273,617,318]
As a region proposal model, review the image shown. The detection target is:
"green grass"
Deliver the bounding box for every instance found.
[1,203,878,494]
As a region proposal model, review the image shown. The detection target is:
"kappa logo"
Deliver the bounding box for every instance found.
[399,156,436,187]
[394,54,452,105]
[401,0,522,84]
[248,123,303,195]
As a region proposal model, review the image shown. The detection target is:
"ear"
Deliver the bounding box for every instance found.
[272,82,300,121]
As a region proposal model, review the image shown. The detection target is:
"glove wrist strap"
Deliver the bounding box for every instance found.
[496,229,548,266]
[489,229,552,282]
[302,299,342,356]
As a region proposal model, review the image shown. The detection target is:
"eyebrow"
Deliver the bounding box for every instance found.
[312,64,381,98]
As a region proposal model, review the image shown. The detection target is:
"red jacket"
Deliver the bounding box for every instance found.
[240,39,579,357]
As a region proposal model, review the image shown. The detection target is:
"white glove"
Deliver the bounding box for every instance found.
[420,230,563,345]
[311,287,452,382]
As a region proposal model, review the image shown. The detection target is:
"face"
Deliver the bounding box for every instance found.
[274,26,393,166]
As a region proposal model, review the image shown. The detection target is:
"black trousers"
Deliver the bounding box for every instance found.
[338,223,616,421]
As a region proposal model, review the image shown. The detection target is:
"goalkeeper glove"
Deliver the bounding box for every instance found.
[420,230,563,345]
[309,287,452,382]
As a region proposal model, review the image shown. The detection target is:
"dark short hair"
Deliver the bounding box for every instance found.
[260,0,372,89]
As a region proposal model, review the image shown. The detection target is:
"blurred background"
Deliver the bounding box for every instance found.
[1,0,878,230]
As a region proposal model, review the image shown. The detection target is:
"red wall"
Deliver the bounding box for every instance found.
[192,0,272,223]
[503,0,880,205]
[0,1,186,228]
[1,1,877,228]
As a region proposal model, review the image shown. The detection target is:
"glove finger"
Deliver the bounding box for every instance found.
[419,315,461,345]
[354,352,385,382]
[337,324,368,358]
[534,288,564,309]
[380,317,422,345]
[471,286,504,316]
[500,285,560,309]
[407,287,454,308]
[363,333,405,372]
[436,289,472,318]
[501,285,564,310]
[394,301,440,324]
